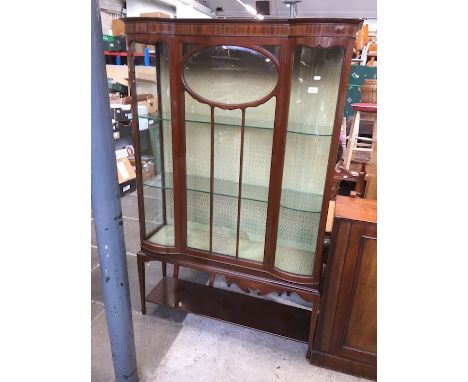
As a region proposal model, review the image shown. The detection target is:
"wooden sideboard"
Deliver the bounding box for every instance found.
[310,195,377,379]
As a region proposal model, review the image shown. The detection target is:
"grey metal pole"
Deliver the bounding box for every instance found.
[91,0,138,381]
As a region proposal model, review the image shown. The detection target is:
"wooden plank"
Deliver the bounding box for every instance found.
[335,196,376,224]
[146,277,311,342]
[106,65,156,85]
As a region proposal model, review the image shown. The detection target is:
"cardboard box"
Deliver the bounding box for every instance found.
[112,19,125,36]
[142,161,156,181]
[116,157,136,184]
[139,12,170,18]
[115,148,128,159]
[134,43,146,53]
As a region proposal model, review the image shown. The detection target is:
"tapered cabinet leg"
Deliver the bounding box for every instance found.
[137,254,147,315]
[209,273,215,287]
[308,295,321,358]
[173,264,179,279]
[162,262,167,277]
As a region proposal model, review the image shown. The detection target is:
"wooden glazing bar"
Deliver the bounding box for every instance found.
[155,43,167,226]
[209,106,215,253]
[127,40,147,243]
[235,108,246,259]
[263,39,295,271]
[168,38,186,251]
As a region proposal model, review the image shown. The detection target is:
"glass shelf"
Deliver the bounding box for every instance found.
[144,173,323,213]
[274,206,321,276]
[147,220,265,262]
[148,220,316,273]
[148,224,175,246]
[139,113,333,137]
[274,247,314,276]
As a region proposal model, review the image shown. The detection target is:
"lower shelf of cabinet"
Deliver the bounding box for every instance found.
[146,276,311,342]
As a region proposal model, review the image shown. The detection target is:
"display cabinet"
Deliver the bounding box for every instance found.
[122,17,362,355]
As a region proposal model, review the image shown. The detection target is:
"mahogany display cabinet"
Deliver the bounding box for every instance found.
[122,17,362,356]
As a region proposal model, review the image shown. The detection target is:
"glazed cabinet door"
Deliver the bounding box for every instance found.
[273,45,345,278]
[181,44,279,264]
[128,42,176,248]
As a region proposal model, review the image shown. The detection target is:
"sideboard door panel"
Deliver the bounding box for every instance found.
[344,236,377,354]
[311,196,377,380]
[330,223,377,365]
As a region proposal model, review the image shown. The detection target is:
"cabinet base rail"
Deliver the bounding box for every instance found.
[309,350,377,380]
[137,250,322,348]
[145,276,312,342]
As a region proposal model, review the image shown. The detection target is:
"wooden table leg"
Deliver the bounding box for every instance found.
[308,294,321,358]
[137,254,147,315]
[365,114,377,199]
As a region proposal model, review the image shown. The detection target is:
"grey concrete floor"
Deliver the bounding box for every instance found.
[91,191,371,382]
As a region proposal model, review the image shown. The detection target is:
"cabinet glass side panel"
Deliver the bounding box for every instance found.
[275,208,321,275]
[286,46,344,135]
[274,46,344,275]
[130,42,175,246]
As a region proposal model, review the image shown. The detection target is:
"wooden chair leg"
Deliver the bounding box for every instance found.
[343,110,361,169]
[162,262,167,277]
[355,162,367,197]
[137,255,147,315]
[173,264,179,279]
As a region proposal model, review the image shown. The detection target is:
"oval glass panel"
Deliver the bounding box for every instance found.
[183,46,278,105]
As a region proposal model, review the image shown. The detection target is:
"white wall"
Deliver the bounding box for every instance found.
[100,0,124,12]
[126,0,212,18]
[205,0,376,19]
[174,3,211,18]
[99,0,125,34]
[127,0,176,17]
